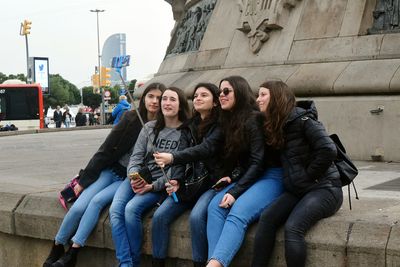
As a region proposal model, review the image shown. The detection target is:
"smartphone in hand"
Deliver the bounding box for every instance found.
[211,180,230,190]
[129,172,143,181]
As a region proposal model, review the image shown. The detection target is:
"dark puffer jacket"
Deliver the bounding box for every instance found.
[281,100,341,197]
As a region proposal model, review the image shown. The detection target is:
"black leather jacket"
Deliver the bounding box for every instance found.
[78,111,142,188]
[225,112,265,199]
[281,101,341,197]
[172,117,222,185]
[172,112,265,199]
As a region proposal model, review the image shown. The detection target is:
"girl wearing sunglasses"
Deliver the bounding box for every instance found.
[205,76,284,267]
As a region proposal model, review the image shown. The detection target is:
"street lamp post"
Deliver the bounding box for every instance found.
[90,9,105,124]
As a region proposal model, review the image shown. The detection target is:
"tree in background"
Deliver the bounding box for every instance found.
[82,86,101,109]
[43,74,80,110]
[0,72,26,83]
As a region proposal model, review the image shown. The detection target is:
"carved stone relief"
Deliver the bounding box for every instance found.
[369,0,400,34]
[238,0,302,53]
[168,0,217,55]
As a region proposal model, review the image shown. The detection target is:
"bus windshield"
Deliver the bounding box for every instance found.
[0,84,44,129]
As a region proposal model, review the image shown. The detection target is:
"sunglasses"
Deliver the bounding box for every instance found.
[220,87,233,96]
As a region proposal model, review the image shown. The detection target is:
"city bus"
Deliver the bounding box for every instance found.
[0,83,44,130]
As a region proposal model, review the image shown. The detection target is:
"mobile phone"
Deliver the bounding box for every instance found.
[211,180,230,190]
[129,172,142,181]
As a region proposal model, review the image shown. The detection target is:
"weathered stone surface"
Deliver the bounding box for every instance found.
[198,0,238,51]
[286,62,349,95]
[339,0,368,36]
[224,1,304,67]
[288,35,383,63]
[380,33,400,58]
[313,96,400,161]
[304,220,348,267]
[387,224,400,267]
[184,48,229,70]
[334,59,400,94]
[0,193,24,234]
[294,0,347,40]
[14,191,67,240]
[347,222,391,267]
[158,54,192,74]
[170,70,209,93]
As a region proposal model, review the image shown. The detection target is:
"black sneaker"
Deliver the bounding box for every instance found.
[52,247,79,267]
[42,242,64,267]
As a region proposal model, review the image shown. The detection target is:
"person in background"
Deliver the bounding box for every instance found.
[88,112,95,126]
[112,95,131,125]
[63,108,72,128]
[42,83,165,267]
[54,105,63,128]
[251,81,343,267]
[75,108,87,127]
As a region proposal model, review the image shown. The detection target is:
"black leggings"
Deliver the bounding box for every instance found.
[251,186,343,267]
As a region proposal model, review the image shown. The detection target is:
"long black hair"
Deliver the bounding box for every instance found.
[136,82,166,122]
[218,75,258,162]
[154,87,191,136]
[191,82,221,139]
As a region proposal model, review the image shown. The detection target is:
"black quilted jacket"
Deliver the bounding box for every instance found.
[281,101,341,197]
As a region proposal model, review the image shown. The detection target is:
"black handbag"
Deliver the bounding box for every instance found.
[177,161,210,202]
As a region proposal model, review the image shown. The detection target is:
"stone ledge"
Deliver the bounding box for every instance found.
[1,189,400,266]
[148,59,400,96]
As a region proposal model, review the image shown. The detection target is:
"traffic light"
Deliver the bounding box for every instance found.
[22,20,32,35]
[100,67,111,87]
[91,74,100,93]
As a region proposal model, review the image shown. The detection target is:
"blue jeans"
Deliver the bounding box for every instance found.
[190,189,218,263]
[109,178,161,267]
[55,168,123,246]
[207,168,284,267]
[152,196,192,259]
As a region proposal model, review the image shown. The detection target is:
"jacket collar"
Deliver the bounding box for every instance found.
[286,100,318,124]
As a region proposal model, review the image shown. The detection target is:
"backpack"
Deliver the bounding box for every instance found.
[329,133,359,209]
[302,116,359,209]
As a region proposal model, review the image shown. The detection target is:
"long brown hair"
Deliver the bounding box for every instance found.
[260,81,296,148]
[154,87,191,136]
[219,76,258,162]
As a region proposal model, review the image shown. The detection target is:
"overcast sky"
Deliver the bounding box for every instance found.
[1,0,175,87]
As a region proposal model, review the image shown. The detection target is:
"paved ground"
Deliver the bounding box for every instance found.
[0,128,110,194]
[1,128,400,213]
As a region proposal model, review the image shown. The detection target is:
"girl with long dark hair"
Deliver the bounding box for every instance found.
[153,82,222,267]
[109,87,190,267]
[42,83,165,267]
[251,81,343,267]
[205,76,284,267]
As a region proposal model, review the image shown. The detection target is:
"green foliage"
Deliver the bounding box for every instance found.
[43,74,80,110]
[82,86,101,109]
[0,72,26,83]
